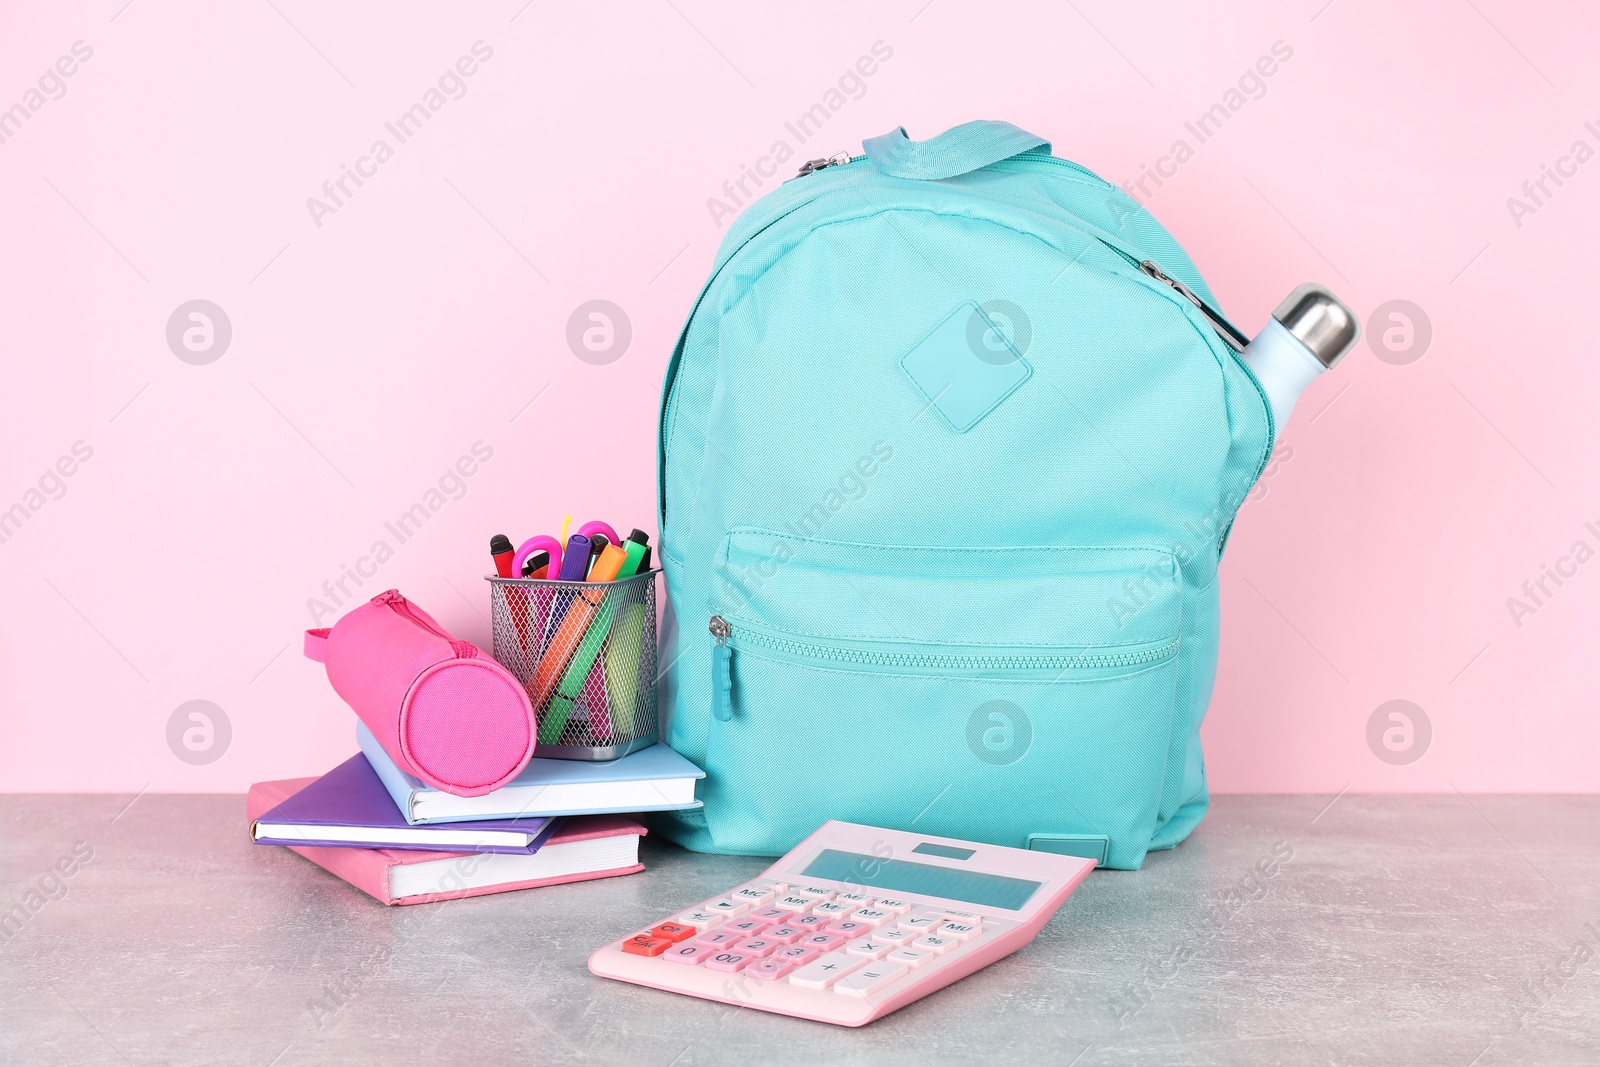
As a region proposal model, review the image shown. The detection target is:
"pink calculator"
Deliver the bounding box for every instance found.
[588,820,1096,1027]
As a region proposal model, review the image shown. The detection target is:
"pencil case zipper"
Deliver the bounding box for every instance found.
[378,589,475,659]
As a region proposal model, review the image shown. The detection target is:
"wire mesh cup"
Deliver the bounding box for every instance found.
[487,569,658,760]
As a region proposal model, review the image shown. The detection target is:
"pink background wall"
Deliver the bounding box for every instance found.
[2,1,1594,793]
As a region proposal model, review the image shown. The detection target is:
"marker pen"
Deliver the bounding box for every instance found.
[490,534,515,579]
[539,533,595,644]
[605,530,653,734]
[589,541,630,583]
[557,535,592,581]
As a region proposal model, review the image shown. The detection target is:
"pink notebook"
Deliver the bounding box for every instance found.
[247,777,646,906]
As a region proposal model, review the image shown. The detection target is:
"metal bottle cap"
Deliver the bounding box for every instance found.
[1272,284,1359,369]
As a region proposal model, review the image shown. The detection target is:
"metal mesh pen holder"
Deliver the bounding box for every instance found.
[487,569,658,761]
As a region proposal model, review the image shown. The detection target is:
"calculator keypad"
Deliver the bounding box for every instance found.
[616,880,996,998]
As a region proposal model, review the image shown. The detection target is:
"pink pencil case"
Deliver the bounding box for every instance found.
[304,589,535,797]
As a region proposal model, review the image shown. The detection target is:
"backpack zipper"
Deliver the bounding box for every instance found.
[789,152,1248,351]
[1138,261,1250,352]
[663,151,1265,532]
[794,150,1109,185]
[795,152,855,176]
[708,613,1176,720]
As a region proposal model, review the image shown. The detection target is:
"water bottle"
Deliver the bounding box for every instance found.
[1238,284,1359,428]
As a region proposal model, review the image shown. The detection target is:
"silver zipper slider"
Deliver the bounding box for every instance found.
[1138,259,1250,352]
[796,152,851,177]
[708,615,731,646]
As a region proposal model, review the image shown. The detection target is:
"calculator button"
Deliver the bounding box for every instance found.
[732,886,776,906]
[704,950,753,973]
[764,925,805,944]
[898,914,944,934]
[791,913,831,931]
[912,934,959,955]
[775,895,816,913]
[937,921,982,942]
[621,934,672,957]
[873,898,912,914]
[876,927,918,947]
[788,952,864,990]
[810,901,853,920]
[828,920,871,939]
[649,922,696,944]
[886,947,934,968]
[674,910,724,932]
[845,938,895,959]
[734,937,778,958]
[744,957,796,982]
[751,906,793,924]
[662,943,715,965]
[703,899,749,918]
[792,885,836,900]
[754,880,789,895]
[799,933,846,954]
[725,918,770,938]
[694,930,741,949]
[834,960,909,997]
[773,943,821,967]
[850,907,894,927]
[835,892,873,907]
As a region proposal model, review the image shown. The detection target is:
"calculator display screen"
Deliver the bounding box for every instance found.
[797,849,1041,911]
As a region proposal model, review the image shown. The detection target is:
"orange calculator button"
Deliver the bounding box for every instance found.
[621,934,672,957]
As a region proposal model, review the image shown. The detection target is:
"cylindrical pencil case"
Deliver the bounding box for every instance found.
[304,588,536,796]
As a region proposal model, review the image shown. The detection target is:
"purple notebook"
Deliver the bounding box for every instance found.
[251,754,558,854]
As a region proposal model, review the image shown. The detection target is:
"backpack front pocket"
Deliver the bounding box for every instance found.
[700,529,1183,868]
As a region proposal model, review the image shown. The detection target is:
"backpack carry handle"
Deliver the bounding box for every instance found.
[862,120,1051,181]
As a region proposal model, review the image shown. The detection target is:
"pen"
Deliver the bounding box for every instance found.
[490,534,515,579]
[578,521,620,579]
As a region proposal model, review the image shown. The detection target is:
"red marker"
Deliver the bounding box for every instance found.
[490,534,515,579]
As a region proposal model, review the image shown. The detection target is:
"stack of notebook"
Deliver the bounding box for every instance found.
[248,730,704,906]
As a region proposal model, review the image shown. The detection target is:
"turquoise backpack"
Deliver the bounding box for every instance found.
[653,121,1273,870]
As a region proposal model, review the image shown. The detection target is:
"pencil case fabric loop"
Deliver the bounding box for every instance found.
[304,628,331,662]
[304,588,535,797]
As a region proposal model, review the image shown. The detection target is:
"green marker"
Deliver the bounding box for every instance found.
[605,532,652,735]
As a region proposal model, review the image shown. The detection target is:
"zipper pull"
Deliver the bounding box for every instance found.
[796,152,851,177]
[1138,260,1250,352]
[709,616,734,722]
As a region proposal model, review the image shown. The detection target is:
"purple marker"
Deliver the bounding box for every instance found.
[557,534,592,580]
[542,533,594,639]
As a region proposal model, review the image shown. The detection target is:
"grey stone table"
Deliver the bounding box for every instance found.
[3,794,1597,1066]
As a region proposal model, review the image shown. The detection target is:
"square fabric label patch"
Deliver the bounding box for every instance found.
[899,301,1033,433]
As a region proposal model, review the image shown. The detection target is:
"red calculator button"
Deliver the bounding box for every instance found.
[621,934,672,957]
[650,923,696,944]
